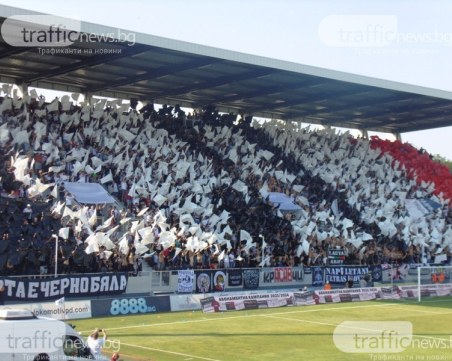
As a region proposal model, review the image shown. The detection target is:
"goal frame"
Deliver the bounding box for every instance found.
[417,265,452,302]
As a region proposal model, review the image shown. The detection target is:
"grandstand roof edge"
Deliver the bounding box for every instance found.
[1,4,452,102]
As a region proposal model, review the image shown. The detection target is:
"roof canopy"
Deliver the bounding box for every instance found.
[1,4,452,133]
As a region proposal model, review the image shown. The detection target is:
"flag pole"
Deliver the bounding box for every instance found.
[54,235,58,277]
[62,298,66,320]
[259,234,264,268]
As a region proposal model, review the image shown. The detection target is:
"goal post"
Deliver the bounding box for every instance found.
[417,265,452,302]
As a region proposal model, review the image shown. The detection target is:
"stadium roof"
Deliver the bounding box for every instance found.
[1,4,452,134]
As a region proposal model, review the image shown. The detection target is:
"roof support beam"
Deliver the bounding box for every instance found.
[157,68,275,99]
[0,46,30,60]
[85,57,221,94]
[259,94,423,122]
[207,75,329,105]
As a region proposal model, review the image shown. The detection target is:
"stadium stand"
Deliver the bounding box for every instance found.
[1,92,452,276]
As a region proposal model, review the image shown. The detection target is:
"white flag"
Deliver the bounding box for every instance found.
[55,297,65,307]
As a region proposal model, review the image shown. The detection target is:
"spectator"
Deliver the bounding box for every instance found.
[87,328,107,359]
[0,285,5,305]
[22,203,32,221]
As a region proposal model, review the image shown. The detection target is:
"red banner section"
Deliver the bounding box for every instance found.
[370,136,452,201]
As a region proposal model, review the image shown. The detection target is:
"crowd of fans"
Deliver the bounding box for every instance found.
[0,89,452,277]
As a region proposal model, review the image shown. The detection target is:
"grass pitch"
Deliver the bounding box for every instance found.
[72,298,452,361]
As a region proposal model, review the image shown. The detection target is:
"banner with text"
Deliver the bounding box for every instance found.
[91,295,171,317]
[0,273,128,301]
[9,299,92,320]
[324,266,369,285]
[227,269,243,287]
[199,284,452,313]
[200,291,294,313]
[262,267,303,284]
[177,270,195,293]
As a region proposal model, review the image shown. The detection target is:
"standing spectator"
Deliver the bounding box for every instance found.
[0,285,5,305]
[23,203,33,221]
[323,280,331,290]
[87,328,108,359]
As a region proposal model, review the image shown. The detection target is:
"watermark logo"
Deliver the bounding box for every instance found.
[0,319,66,354]
[318,15,398,48]
[333,321,412,353]
[2,15,81,47]
[318,15,452,48]
[1,15,136,48]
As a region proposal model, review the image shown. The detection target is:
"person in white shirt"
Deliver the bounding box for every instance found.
[23,204,32,220]
[87,328,107,359]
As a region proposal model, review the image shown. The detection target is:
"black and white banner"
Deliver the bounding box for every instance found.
[195,270,214,293]
[227,269,243,287]
[311,267,324,286]
[243,269,260,289]
[177,270,195,293]
[0,273,128,301]
[324,266,369,284]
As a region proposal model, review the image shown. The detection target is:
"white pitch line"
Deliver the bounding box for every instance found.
[120,342,222,361]
[382,305,452,315]
[81,302,394,334]
[262,314,338,328]
[263,313,452,343]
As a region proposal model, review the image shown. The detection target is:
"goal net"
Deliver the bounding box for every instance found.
[417,265,452,302]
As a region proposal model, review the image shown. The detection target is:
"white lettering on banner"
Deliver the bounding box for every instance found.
[60,278,70,293]
[120,276,127,290]
[50,279,59,296]
[91,276,100,292]
[28,282,38,298]
[100,276,109,292]
[324,266,369,284]
[80,277,89,292]
[16,282,25,298]
[40,280,50,296]
[108,276,117,291]
[0,274,128,300]
[70,277,80,293]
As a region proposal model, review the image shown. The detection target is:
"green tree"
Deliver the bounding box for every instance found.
[433,154,452,172]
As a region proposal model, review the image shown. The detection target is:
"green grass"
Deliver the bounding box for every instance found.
[72,298,452,361]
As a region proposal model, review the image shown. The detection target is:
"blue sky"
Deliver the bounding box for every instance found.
[1,0,452,159]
